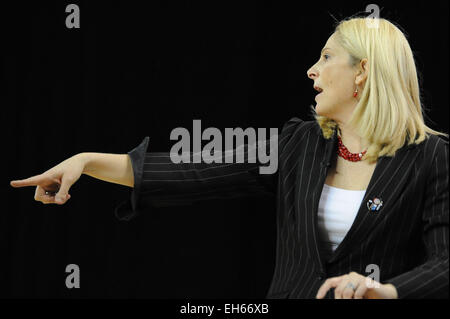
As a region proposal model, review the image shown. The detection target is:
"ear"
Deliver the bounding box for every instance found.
[355,58,369,85]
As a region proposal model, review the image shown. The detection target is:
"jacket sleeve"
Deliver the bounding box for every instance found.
[385,137,449,298]
[114,118,303,221]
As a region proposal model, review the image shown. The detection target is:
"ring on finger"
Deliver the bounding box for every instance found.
[346,282,357,291]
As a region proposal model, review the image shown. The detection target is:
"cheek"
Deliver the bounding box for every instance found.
[320,66,338,93]
[325,67,353,96]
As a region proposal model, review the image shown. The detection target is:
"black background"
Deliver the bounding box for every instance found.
[1,0,448,298]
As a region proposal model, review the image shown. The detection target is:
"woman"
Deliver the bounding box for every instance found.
[10,16,449,299]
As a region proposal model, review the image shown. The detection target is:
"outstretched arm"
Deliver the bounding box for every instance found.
[115,118,304,220]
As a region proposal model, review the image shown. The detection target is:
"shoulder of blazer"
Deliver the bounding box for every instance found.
[425,134,449,150]
[279,117,319,152]
[401,134,448,180]
[410,134,449,156]
[422,134,449,169]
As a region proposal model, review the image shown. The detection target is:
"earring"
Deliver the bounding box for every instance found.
[353,88,358,97]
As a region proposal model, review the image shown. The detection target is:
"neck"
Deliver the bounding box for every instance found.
[336,121,369,153]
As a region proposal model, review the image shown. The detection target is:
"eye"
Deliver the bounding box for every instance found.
[322,54,330,60]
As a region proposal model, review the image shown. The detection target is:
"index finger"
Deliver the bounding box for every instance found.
[10,174,45,188]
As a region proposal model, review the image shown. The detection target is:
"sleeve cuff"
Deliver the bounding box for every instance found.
[114,136,150,221]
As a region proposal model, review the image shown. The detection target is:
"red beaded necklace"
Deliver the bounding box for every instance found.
[336,131,367,162]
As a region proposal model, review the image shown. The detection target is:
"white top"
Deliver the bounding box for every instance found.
[317,184,366,260]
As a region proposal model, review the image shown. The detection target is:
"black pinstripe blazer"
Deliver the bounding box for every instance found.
[115,117,449,299]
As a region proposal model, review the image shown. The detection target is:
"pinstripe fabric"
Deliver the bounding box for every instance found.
[115,118,449,299]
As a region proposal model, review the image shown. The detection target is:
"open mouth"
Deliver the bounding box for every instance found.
[314,86,323,99]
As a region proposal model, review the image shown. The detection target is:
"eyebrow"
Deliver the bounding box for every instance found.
[321,47,331,54]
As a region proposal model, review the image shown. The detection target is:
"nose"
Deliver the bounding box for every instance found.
[307,66,318,80]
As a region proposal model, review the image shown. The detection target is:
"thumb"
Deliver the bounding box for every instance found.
[54,174,74,204]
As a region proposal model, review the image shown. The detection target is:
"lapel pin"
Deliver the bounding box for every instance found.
[367,197,383,212]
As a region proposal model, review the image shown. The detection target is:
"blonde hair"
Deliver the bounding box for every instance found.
[310,16,448,164]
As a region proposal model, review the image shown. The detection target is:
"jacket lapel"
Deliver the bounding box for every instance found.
[295,127,338,271]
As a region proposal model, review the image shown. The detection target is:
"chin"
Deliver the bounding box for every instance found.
[314,103,329,117]
[316,106,336,121]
